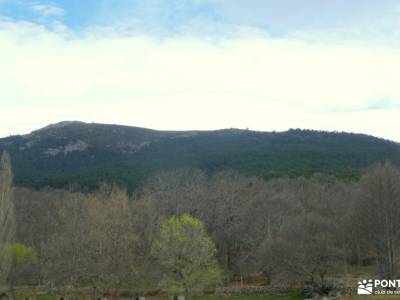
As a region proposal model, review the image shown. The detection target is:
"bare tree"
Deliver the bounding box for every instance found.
[356,161,400,278]
[41,184,152,298]
[86,185,139,299]
[10,161,400,293]
[41,189,90,289]
[0,152,15,288]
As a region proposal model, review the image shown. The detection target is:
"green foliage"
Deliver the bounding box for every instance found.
[10,243,36,263]
[153,214,222,295]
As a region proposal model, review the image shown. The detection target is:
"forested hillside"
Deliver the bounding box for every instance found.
[7,159,400,298]
[0,121,399,191]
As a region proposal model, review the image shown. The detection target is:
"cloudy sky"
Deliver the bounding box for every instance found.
[1,0,400,141]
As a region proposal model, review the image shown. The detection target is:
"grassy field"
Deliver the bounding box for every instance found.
[193,294,302,300]
[15,293,303,300]
[29,291,400,300]
[28,291,400,300]
[344,297,400,300]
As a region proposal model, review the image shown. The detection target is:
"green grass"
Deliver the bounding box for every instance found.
[15,292,302,300]
[15,292,60,300]
[345,297,400,300]
[193,293,302,300]
[35,294,60,300]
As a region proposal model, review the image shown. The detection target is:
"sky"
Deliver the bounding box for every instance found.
[1,1,400,141]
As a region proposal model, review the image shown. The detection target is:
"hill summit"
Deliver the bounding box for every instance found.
[1,122,399,191]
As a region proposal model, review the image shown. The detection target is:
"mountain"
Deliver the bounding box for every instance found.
[1,121,399,191]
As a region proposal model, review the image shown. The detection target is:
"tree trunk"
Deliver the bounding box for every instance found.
[92,286,97,300]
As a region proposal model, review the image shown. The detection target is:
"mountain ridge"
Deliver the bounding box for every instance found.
[1,121,399,191]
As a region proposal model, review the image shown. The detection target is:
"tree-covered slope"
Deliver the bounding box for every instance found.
[1,121,399,191]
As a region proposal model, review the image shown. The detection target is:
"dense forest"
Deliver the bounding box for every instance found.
[0,122,399,192]
[1,148,400,299]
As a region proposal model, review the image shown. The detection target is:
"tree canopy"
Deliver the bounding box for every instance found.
[153,214,221,297]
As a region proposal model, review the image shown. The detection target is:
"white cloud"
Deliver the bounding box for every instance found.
[31,3,64,18]
[0,19,399,141]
